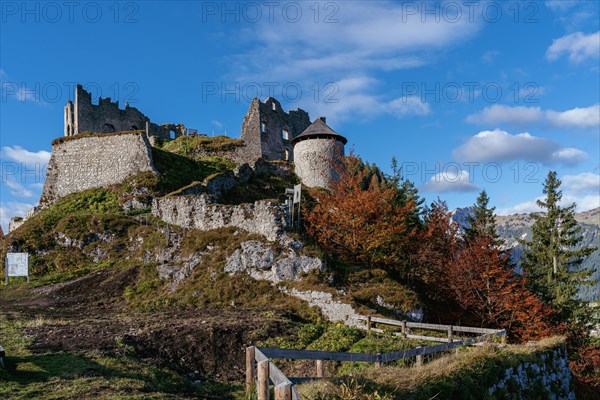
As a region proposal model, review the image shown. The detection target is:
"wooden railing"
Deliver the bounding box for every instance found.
[246,346,300,400]
[355,315,506,344]
[245,316,506,399]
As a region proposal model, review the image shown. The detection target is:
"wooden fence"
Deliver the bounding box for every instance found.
[245,315,506,400]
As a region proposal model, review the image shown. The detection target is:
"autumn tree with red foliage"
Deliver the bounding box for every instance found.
[305,157,419,278]
[446,234,555,341]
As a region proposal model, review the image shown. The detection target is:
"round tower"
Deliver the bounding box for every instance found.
[291,117,347,188]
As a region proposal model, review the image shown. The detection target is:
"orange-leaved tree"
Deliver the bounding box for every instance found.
[305,156,419,277]
[447,232,555,341]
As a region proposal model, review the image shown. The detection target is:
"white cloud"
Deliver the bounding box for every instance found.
[210,120,224,130]
[466,104,600,130]
[1,145,51,165]
[0,201,34,233]
[545,1,577,12]
[481,50,499,64]
[497,171,600,215]
[422,169,479,193]
[562,172,600,194]
[0,70,45,104]
[546,31,600,63]
[452,129,587,166]
[227,1,480,122]
[293,76,430,124]
[4,179,35,198]
[498,194,600,216]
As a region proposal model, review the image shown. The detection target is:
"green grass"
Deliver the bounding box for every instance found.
[296,337,567,400]
[0,316,244,399]
[220,173,299,205]
[151,147,236,195]
[161,134,244,157]
[51,130,146,146]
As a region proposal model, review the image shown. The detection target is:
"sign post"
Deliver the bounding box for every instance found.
[5,252,29,285]
[293,184,302,227]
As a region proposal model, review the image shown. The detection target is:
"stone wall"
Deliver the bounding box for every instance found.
[40,132,157,205]
[487,345,574,399]
[294,137,344,188]
[152,195,287,242]
[240,97,310,162]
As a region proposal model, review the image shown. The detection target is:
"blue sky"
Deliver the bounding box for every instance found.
[1,0,599,231]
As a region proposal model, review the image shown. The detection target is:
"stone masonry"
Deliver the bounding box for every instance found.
[240,97,311,162]
[64,85,179,140]
[40,132,157,205]
[152,195,287,242]
[292,117,347,188]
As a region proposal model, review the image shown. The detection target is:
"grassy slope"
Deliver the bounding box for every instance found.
[298,337,566,400]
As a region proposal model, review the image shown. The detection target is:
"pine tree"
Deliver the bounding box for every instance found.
[521,171,596,321]
[464,190,501,244]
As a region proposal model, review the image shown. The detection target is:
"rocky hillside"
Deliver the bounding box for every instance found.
[451,207,600,301]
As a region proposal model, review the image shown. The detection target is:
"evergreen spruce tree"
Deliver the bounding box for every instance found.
[521,171,596,321]
[465,190,502,245]
[387,157,425,228]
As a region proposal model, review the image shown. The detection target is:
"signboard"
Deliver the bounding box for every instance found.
[293,184,302,204]
[5,252,29,284]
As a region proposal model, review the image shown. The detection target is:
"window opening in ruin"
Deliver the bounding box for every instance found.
[104,123,115,132]
[272,102,276,111]
[131,125,139,131]
[170,130,176,140]
[282,129,289,140]
[284,148,290,161]
[261,122,267,133]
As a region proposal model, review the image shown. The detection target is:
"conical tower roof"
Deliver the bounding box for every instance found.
[291,117,347,145]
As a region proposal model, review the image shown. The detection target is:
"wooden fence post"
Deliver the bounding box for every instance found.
[501,334,507,345]
[257,360,270,400]
[275,383,292,400]
[401,320,407,338]
[415,347,423,367]
[376,353,381,368]
[316,360,325,379]
[246,346,256,395]
[367,315,372,334]
[448,326,453,343]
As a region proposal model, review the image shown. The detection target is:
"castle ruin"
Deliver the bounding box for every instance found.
[240,97,311,162]
[64,85,183,140]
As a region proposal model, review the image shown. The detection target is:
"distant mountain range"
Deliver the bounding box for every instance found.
[450,207,600,301]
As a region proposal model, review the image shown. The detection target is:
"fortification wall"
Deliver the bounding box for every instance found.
[40,132,157,205]
[152,195,287,242]
[294,138,344,188]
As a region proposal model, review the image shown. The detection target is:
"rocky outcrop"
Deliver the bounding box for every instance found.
[280,287,360,326]
[224,240,323,283]
[152,195,287,242]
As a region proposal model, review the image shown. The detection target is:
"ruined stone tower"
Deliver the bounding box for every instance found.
[292,117,347,188]
[240,97,311,162]
[64,85,179,140]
